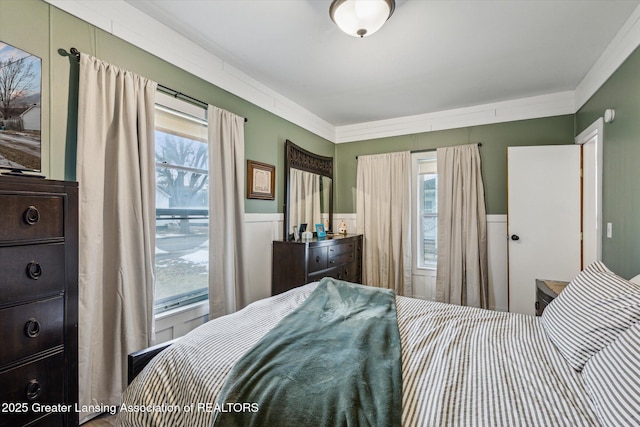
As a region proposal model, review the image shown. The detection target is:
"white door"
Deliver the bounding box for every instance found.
[507,146,581,315]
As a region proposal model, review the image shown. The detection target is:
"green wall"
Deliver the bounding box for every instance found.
[5,1,638,278]
[0,0,334,214]
[576,46,640,279]
[0,0,576,218]
[334,115,575,214]
[0,0,574,219]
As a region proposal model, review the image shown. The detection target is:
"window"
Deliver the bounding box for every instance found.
[413,152,438,269]
[154,93,209,313]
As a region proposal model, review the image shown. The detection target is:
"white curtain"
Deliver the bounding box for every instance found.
[356,152,412,296]
[208,106,248,317]
[289,168,321,234]
[436,144,488,308]
[76,54,156,423]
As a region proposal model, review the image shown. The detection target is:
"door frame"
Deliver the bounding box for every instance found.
[575,118,604,266]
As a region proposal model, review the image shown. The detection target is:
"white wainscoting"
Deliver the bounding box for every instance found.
[411,268,437,301]
[408,215,507,311]
[333,214,507,311]
[244,213,284,303]
[333,213,357,235]
[155,212,508,343]
[154,300,209,344]
[487,215,508,312]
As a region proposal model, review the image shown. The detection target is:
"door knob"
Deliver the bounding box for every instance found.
[511,234,520,241]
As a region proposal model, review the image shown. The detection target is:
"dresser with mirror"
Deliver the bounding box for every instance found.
[272,140,362,295]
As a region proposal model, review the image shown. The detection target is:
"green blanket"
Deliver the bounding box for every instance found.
[212,278,402,427]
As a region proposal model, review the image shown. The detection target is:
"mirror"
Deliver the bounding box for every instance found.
[284,139,333,241]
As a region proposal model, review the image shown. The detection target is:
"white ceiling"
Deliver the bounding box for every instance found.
[122,0,638,128]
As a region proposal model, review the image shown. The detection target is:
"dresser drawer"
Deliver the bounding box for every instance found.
[342,261,360,282]
[0,194,64,243]
[0,244,65,305]
[19,413,66,427]
[0,351,65,427]
[307,246,328,273]
[0,297,64,366]
[310,262,361,283]
[328,251,355,267]
[328,241,356,257]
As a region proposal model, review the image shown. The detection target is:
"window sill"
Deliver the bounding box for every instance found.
[154,299,209,321]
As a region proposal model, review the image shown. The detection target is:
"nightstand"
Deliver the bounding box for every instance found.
[535,279,569,316]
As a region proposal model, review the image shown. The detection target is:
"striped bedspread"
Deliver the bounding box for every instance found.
[118,283,600,426]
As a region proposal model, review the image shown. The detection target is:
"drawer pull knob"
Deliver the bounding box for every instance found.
[330,260,335,264]
[25,318,41,338]
[23,206,40,225]
[26,261,43,280]
[316,256,321,263]
[26,379,41,401]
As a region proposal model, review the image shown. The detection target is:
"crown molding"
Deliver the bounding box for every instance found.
[45,0,336,142]
[334,91,576,143]
[45,1,640,144]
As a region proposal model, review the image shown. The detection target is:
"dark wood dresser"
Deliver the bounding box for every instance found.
[0,176,78,427]
[272,234,362,295]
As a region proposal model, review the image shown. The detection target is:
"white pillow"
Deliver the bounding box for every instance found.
[582,321,640,426]
[541,261,640,371]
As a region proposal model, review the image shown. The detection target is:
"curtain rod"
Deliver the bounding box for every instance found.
[69,47,247,123]
[356,143,482,159]
[412,143,482,154]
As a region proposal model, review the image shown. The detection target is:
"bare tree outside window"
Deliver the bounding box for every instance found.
[156,132,208,208]
[0,56,35,118]
[0,41,41,171]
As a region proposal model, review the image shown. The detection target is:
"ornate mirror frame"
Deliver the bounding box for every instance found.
[284,139,334,241]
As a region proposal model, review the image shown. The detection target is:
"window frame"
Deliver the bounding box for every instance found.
[153,92,210,315]
[411,151,438,276]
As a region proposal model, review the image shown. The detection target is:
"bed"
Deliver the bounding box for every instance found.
[118,261,640,426]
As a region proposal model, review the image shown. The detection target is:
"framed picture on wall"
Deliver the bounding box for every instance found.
[247,160,275,200]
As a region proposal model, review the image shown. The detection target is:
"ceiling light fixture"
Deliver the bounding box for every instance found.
[330,0,395,38]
